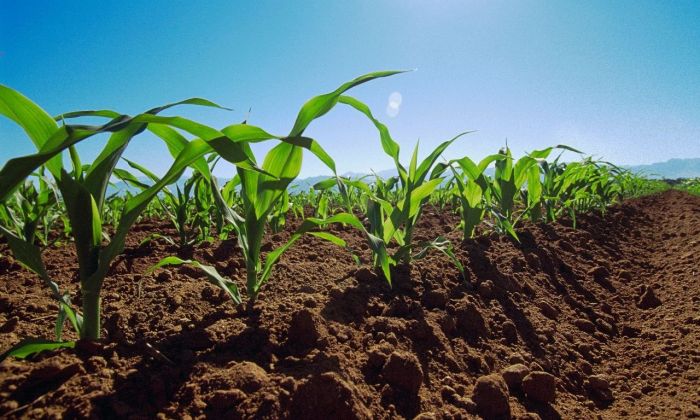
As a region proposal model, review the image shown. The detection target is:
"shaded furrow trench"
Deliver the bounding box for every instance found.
[0,190,698,419]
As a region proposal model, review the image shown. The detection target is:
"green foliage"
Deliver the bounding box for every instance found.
[0,84,263,344]
[0,169,63,246]
[677,178,700,195]
[208,71,405,302]
[0,339,75,362]
[0,72,656,360]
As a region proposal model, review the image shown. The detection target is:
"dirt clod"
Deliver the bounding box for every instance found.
[537,300,559,320]
[290,372,371,419]
[287,309,324,349]
[637,285,662,309]
[422,289,449,309]
[585,374,614,402]
[478,280,495,299]
[381,351,424,394]
[573,318,596,334]
[522,371,557,403]
[472,374,511,418]
[502,363,531,392]
[453,300,489,339]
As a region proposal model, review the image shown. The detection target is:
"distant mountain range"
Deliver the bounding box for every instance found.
[110,158,700,195]
[624,158,700,179]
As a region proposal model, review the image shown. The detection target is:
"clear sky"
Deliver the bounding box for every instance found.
[1,0,699,178]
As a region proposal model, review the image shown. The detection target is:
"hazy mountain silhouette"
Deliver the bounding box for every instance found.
[624,158,700,179]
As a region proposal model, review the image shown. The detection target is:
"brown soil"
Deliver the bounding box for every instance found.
[0,190,699,419]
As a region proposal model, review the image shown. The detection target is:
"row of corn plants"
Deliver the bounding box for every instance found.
[0,72,665,358]
[675,178,700,195]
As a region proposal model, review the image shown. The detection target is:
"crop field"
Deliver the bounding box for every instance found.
[0,73,699,419]
[678,178,700,196]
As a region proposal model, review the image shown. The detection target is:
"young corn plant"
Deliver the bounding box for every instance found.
[310,178,337,220]
[539,156,569,223]
[522,145,582,223]
[0,84,266,355]
[679,178,700,196]
[486,145,578,239]
[332,96,470,281]
[117,160,214,248]
[153,71,405,305]
[487,146,532,238]
[547,158,611,222]
[1,169,62,247]
[268,190,290,234]
[313,175,373,217]
[448,154,502,240]
[340,176,375,214]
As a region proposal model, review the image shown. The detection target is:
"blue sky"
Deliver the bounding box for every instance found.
[1,0,699,178]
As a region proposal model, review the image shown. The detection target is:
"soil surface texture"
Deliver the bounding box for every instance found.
[0,190,699,419]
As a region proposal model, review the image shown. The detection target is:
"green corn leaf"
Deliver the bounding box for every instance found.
[68,146,83,179]
[55,306,68,341]
[514,156,538,188]
[478,154,505,174]
[408,142,419,183]
[283,136,337,174]
[253,142,303,219]
[113,168,151,190]
[89,194,102,247]
[526,163,543,206]
[148,124,211,181]
[56,98,230,121]
[56,171,101,282]
[528,144,582,159]
[289,70,408,137]
[83,124,142,211]
[414,236,465,279]
[308,231,347,247]
[407,178,443,216]
[56,295,82,340]
[0,339,75,361]
[131,115,264,174]
[414,132,472,185]
[56,109,121,119]
[123,158,161,183]
[313,177,337,190]
[0,225,49,281]
[220,124,276,143]
[0,84,62,176]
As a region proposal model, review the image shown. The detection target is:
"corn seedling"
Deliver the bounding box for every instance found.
[0,84,266,354]
[165,71,406,304]
[334,95,471,280]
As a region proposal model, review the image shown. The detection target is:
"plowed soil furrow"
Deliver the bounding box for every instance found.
[597,191,700,419]
[0,190,698,419]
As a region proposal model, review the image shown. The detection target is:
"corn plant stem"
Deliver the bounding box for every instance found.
[246,269,258,310]
[81,289,101,340]
[399,224,415,263]
[245,224,265,303]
